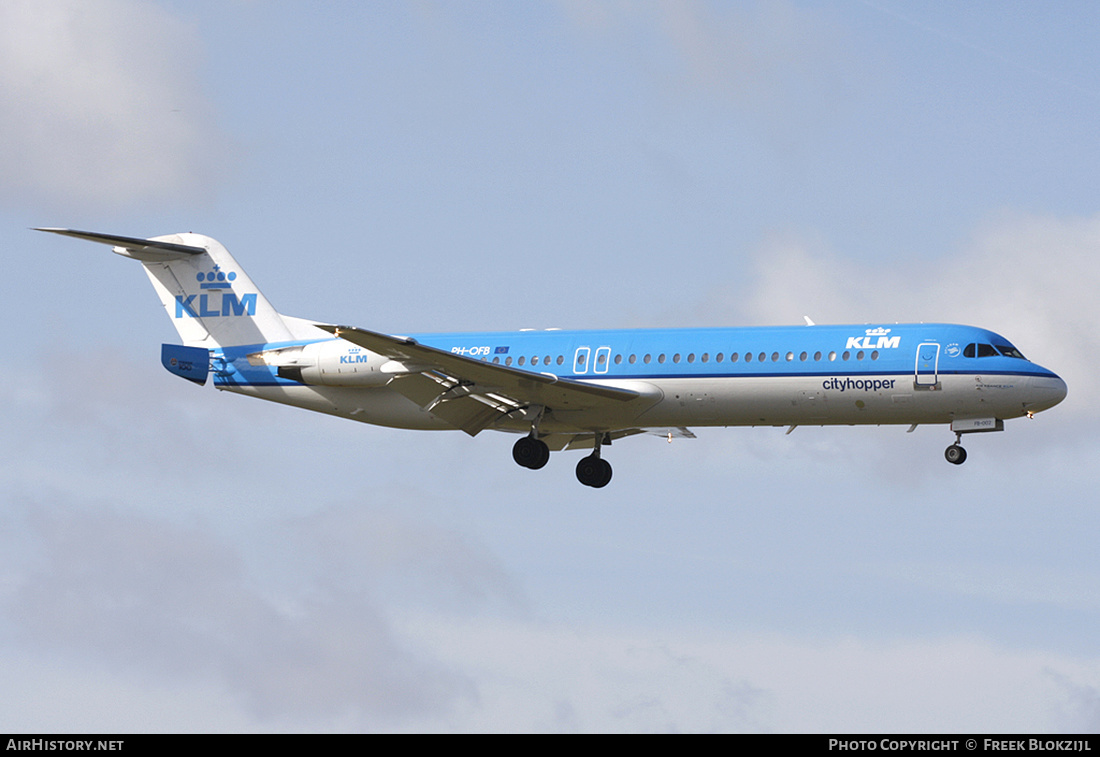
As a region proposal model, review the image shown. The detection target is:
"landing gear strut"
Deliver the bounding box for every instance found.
[576,435,613,488]
[513,435,550,470]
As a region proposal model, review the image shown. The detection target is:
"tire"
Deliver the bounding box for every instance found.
[945,444,967,465]
[513,437,549,469]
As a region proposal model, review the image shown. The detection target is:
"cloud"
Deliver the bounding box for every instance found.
[288,502,526,612]
[0,497,512,723]
[1046,670,1100,733]
[393,615,1100,732]
[4,485,1099,733]
[936,213,1100,393]
[732,212,1100,420]
[0,0,228,214]
[0,348,524,727]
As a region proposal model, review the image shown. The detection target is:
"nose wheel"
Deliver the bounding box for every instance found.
[944,429,968,465]
[944,443,967,465]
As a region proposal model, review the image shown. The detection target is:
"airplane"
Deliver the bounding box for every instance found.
[38,228,1068,488]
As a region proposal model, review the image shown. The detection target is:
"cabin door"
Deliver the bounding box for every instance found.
[915,342,940,387]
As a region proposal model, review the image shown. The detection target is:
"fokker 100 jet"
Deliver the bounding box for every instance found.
[39,228,1067,488]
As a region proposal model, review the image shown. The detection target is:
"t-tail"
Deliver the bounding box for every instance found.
[36,228,317,384]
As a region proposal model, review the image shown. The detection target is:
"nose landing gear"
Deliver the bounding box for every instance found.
[943,419,1004,466]
[944,442,967,465]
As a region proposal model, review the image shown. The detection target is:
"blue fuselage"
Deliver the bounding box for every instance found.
[209,323,1066,434]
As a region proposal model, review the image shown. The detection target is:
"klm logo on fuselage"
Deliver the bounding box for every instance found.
[175,292,257,318]
[846,327,900,351]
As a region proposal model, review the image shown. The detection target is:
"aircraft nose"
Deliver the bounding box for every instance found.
[1027,374,1068,413]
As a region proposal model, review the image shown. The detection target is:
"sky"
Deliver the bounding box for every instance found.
[2,0,1099,733]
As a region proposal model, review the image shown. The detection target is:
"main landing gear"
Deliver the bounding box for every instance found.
[511,433,613,488]
[575,449,612,489]
[512,435,550,470]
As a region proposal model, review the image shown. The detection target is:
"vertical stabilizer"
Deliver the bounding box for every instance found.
[139,232,293,347]
[37,229,294,348]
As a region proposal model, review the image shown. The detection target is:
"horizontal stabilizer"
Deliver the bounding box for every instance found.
[35,228,207,260]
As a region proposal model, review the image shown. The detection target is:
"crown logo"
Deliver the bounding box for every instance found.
[196,265,237,290]
[865,327,891,336]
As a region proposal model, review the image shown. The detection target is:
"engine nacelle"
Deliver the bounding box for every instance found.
[251,339,390,387]
[298,339,391,386]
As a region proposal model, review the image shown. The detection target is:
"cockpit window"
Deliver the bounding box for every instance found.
[995,344,1026,359]
[964,343,1004,358]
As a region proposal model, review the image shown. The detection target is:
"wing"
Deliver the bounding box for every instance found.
[318,324,661,436]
